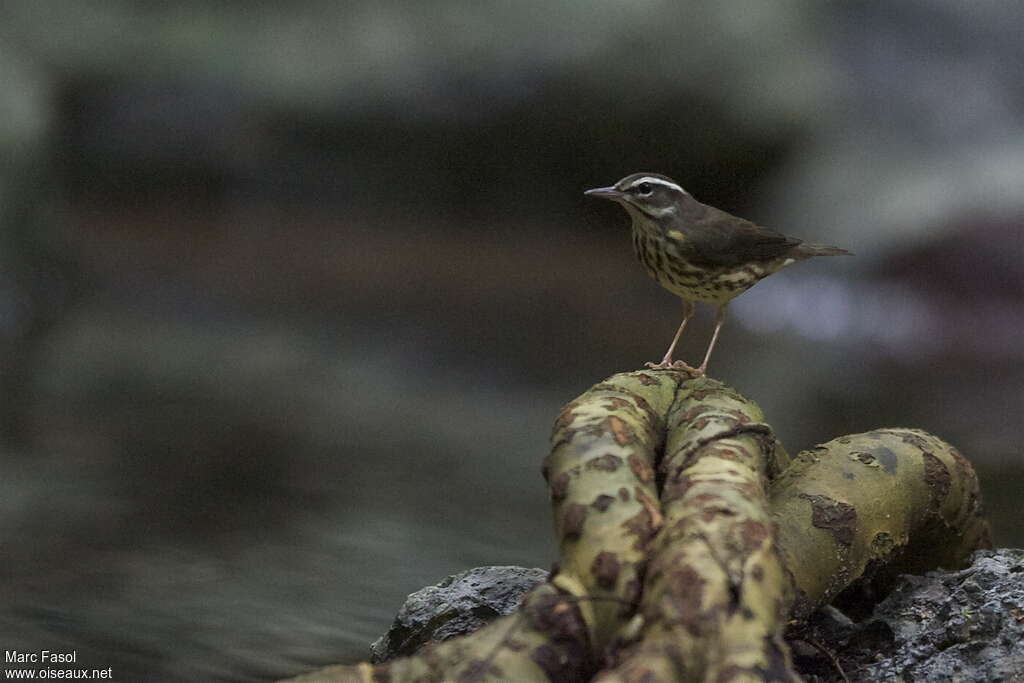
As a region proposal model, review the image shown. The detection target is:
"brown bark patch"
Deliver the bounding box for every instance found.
[922,451,952,512]
[563,503,588,538]
[605,415,634,446]
[591,551,622,589]
[530,644,586,683]
[724,409,752,425]
[618,487,630,501]
[628,454,654,483]
[803,494,857,546]
[750,564,764,582]
[630,392,656,419]
[528,595,591,683]
[740,519,771,552]
[853,451,875,465]
[622,488,664,551]
[701,504,738,522]
[604,396,633,411]
[586,454,624,472]
[594,388,661,427]
[666,565,707,635]
[622,577,642,611]
[661,473,693,503]
[690,492,723,506]
[705,448,744,463]
[551,403,579,436]
[678,405,705,423]
[892,429,932,452]
[592,494,616,512]
[550,472,570,501]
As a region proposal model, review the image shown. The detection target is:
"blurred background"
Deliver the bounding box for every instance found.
[1,1,1022,680]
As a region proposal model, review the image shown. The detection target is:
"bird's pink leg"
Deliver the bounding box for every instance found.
[645,300,699,372]
[696,304,728,375]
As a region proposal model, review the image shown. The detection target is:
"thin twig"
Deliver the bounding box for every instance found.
[805,638,850,683]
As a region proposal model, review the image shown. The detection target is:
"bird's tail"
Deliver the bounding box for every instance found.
[796,242,851,258]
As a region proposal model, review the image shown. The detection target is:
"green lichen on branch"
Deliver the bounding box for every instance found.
[597,376,796,682]
[772,428,990,619]
[544,371,678,654]
[283,372,989,683]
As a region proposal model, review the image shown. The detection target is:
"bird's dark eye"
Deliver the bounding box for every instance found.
[636,182,653,196]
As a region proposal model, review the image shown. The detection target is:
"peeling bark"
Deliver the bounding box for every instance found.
[283,373,989,683]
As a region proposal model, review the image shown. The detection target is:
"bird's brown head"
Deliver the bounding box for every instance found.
[585,172,691,219]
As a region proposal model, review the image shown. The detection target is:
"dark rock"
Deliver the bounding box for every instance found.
[795,549,1024,682]
[369,565,548,663]
[375,551,1024,681]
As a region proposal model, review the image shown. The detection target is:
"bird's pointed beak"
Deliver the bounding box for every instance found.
[584,186,623,200]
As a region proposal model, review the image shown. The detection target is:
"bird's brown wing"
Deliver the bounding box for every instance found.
[684,204,802,267]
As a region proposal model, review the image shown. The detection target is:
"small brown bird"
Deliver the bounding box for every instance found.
[586,172,849,374]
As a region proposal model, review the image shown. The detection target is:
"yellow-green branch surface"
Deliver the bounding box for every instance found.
[596,376,795,682]
[284,372,989,683]
[772,427,990,619]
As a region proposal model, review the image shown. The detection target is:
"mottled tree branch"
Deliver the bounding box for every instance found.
[772,428,990,619]
[284,372,988,683]
[596,377,795,682]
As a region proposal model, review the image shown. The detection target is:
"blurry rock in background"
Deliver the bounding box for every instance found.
[0,1,1021,681]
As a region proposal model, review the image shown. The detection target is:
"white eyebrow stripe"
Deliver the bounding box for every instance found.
[626,176,688,194]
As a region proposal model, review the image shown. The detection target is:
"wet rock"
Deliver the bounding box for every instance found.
[795,549,1024,682]
[376,551,1024,682]
[370,565,548,663]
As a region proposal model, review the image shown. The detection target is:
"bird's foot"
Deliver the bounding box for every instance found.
[643,360,703,375]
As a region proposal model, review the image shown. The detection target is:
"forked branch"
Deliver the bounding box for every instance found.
[285,372,989,682]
